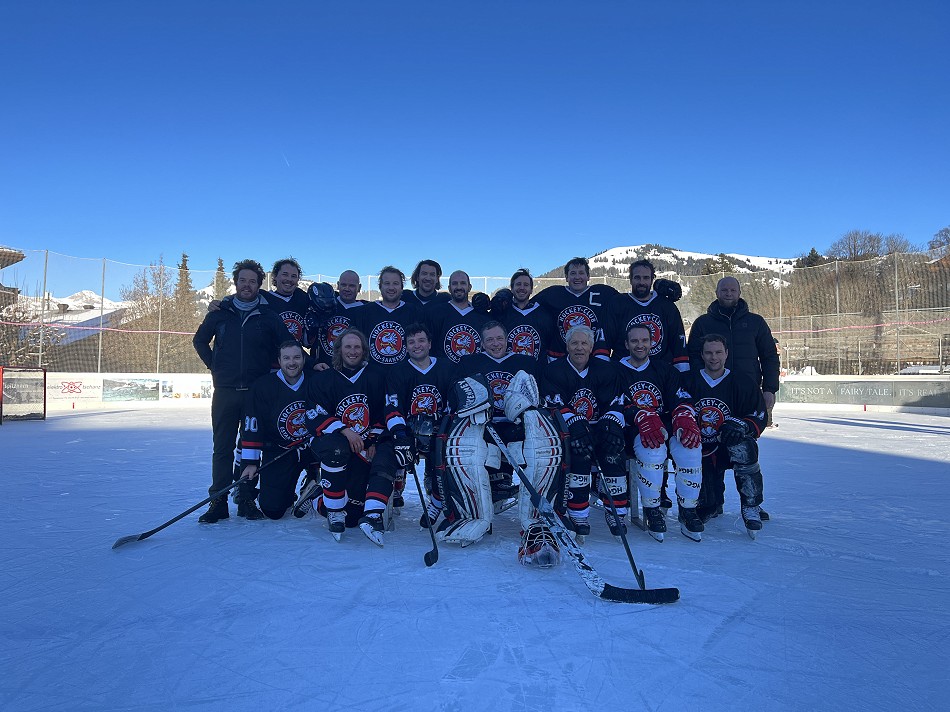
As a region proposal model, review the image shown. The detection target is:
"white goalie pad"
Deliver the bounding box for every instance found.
[453,375,492,421]
[517,408,565,529]
[504,370,540,422]
[440,415,493,545]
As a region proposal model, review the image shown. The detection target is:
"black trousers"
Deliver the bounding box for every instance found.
[210,386,248,497]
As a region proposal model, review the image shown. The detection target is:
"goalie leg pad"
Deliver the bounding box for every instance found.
[516,408,566,529]
[440,415,493,544]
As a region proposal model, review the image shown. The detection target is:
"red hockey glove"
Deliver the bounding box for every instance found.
[634,409,668,450]
[672,404,701,449]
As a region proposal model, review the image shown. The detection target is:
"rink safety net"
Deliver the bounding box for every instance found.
[1,248,949,376]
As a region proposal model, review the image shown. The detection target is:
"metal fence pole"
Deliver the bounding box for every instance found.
[894,255,900,373]
[835,260,841,375]
[156,263,164,374]
[37,250,48,368]
[97,259,106,373]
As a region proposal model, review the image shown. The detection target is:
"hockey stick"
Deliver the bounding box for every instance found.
[112,446,299,550]
[485,423,678,605]
[408,463,439,567]
[597,470,646,590]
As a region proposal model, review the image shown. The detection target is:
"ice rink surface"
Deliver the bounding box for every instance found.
[2,406,948,711]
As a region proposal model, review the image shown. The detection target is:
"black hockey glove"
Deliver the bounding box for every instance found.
[489,288,512,315]
[595,417,626,455]
[719,417,752,446]
[391,425,416,468]
[471,292,490,314]
[653,278,682,302]
[567,418,595,459]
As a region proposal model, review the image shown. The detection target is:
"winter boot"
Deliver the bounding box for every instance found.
[237,497,265,520]
[198,497,229,524]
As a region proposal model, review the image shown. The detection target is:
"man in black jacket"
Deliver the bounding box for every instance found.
[193,259,294,523]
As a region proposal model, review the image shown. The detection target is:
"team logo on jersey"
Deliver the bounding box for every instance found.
[445,324,480,363]
[626,313,664,354]
[319,315,351,355]
[337,394,370,434]
[410,385,442,416]
[485,370,514,410]
[627,381,663,411]
[570,388,596,421]
[557,305,597,340]
[507,325,540,358]
[369,321,406,364]
[278,400,308,441]
[280,311,303,339]
[696,397,730,444]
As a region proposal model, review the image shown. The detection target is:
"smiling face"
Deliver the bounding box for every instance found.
[379,271,404,306]
[279,343,304,381]
[407,330,431,363]
[234,269,261,301]
[511,275,533,306]
[337,270,361,304]
[629,265,653,300]
[625,325,651,365]
[716,277,741,309]
[701,339,728,377]
[567,331,593,371]
[481,325,508,358]
[565,262,590,294]
[449,271,471,305]
[340,333,365,368]
[417,264,440,296]
[273,263,300,297]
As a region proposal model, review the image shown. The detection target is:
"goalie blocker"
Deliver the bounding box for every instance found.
[432,372,569,562]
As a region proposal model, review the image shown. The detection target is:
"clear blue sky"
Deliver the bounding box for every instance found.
[1,0,947,282]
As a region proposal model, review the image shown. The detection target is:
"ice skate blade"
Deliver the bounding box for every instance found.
[747,528,757,540]
[648,530,664,543]
[680,524,702,542]
[359,523,385,547]
[330,531,343,542]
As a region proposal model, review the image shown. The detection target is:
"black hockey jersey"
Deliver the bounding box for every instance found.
[684,368,768,455]
[311,298,367,365]
[609,292,689,371]
[502,302,555,361]
[240,370,322,461]
[354,300,424,368]
[615,356,693,425]
[305,363,401,439]
[402,289,450,310]
[385,356,458,420]
[266,288,311,343]
[543,356,624,425]
[533,284,619,359]
[426,301,491,364]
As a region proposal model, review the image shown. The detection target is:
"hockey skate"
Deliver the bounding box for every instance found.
[293,478,322,518]
[741,505,763,540]
[327,509,346,542]
[677,507,704,542]
[643,506,666,542]
[359,512,385,547]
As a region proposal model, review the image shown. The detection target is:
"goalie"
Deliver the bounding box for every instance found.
[433,371,567,567]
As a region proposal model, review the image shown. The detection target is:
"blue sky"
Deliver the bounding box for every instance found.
[1,0,947,283]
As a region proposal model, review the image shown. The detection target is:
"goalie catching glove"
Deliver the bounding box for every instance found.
[719,417,752,446]
[633,409,668,449]
[390,425,416,468]
[672,404,701,448]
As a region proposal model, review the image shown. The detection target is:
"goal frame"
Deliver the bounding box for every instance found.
[0,366,48,423]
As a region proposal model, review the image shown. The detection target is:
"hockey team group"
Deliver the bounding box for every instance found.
[191,255,780,566]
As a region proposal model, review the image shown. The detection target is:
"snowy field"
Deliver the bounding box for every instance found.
[2,406,949,711]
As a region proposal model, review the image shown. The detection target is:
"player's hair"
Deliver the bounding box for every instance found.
[625,323,652,340]
[278,339,305,358]
[378,265,406,290]
[701,333,729,349]
[232,259,266,286]
[629,259,655,279]
[480,319,507,340]
[272,258,302,278]
[565,324,595,346]
[563,257,590,277]
[410,259,443,290]
[332,328,369,370]
[406,322,432,341]
[509,268,533,290]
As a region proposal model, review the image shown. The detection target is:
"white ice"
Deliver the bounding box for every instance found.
[2,406,948,711]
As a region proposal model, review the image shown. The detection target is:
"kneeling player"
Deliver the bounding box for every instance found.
[687,334,767,538]
[618,325,703,542]
[303,329,415,545]
[239,340,322,519]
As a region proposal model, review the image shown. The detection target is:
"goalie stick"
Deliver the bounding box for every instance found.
[112,446,299,550]
[485,423,679,605]
[408,464,439,566]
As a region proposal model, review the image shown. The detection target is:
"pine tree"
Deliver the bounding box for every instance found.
[213,258,230,299]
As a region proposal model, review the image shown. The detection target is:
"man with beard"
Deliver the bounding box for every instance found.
[193,259,295,523]
[354,266,423,368]
[302,329,415,545]
[307,269,367,367]
[533,257,618,360]
[402,259,451,309]
[488,268,554,362]
[265,258,311,343]
[685,334,768,536]
[427,270,491,364]
[617,325,704,542]
[238,340,322,519]
[543,325,626,538]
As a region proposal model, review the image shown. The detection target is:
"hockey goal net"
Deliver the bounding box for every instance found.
[0,366,47,422]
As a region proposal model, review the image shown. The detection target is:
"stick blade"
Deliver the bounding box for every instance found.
[112,534,143,550]
[600,584,680,605]
[424,551,438,567]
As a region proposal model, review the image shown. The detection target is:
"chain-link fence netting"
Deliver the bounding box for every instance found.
[2,248,948,375]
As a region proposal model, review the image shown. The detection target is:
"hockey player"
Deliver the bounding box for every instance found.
[354,266,424,368]
[402,259,451,309]
[487,268,555,361]
[686,334,768,536]
[426,270,491,364]
[618,325,704,542]
[384,323,458,522]
[302,328,415,545]
[306,270,366,367]
[533,257,619,359]
[193,259,295,523]
[543,325,627,537]
[265,258,311,343]
[238,340,322,519]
